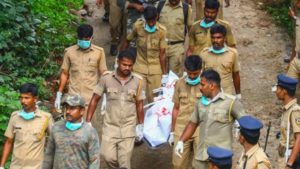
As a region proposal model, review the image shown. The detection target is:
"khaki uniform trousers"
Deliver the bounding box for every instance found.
[136,73,162,103]
[194,160,208,169]
[109,0,122,45]
[173,136,199,169]
[101,135,135,169]
[167,43,185,78]
[195,0,223,20]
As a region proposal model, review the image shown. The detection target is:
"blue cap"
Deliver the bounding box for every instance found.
[238,116,263,137]
[207,146,233,165]
[277,74,298,90]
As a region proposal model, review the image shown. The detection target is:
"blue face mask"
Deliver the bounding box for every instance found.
[185,76,201,86]
[77,39,91,49]
[209,46,226,54]
[19,110,35,120]
[200,96,211,106]
[65,120,83,131]
[144,24,156,33]
[200,19,215,28]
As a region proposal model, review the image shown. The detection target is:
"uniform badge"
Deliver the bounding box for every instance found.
[296,118,300,125]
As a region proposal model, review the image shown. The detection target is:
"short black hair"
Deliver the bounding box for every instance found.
[204,0,220,10]
[240,130,260,145]
[144,6,158,20]
[185,55,202,71]
[77,24,93,39]
[278,85,296,97]
[210,24,227,36]
[201,69,221,87]
[118,48,136,63]
[19,83,38,96]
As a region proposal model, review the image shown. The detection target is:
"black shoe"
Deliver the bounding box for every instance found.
[102,12,109,22]
[284,55,291,63]
[110,44,118,56]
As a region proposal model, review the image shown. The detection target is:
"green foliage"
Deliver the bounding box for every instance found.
[0,0,83,151]
[265,1,294,36]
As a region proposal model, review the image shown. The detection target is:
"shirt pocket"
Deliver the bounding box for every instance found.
[175,17,184,26]
[195,31,207,45]
[213,108,231,123]
[126,89,136,102]
[179,92,189,104]
[221,61,233,74]
[107,88,119,100]
[150,39,160,50]
[14,128,24,141]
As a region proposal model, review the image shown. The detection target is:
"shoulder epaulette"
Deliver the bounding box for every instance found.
[102,71,112,76]
[92,45,104,51]
[132,72,143,80]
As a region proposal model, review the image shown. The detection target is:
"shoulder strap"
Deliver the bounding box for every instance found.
[157,0,166,20]
[182,2,188,35]
[136,79,143,102]
[228,98,235,122]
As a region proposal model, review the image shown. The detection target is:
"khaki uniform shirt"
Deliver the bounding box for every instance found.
[190,92,246,161]
[287,57,300,80]
[189,19,236,55]
[280,99,300,148]
[127,19,167,75]
[200,47,240,94]
[61,44,107,104]
[94,71,146,138]
[4,109,54,169]
[158,1,193,41]
[237,144,271,169]
[172,77,201,137]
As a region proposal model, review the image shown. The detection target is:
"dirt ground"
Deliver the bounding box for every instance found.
[83,0,292,168]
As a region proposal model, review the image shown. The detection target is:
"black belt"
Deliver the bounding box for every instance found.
[167,40,184,45]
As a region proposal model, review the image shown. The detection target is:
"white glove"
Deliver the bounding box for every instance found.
[54,92,62,109]
[87,122,93,127]
[234,120,240,138]
[236,94,242,100]
[101,93,107,115]
[168,132,174,146]
[175,141,184,158]
[135,124,144,142]
[161,74,168,86]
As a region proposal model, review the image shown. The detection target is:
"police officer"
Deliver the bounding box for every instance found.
[237,116,271,169]
[275,74,300,169]
[207,146,233,169]
[0,83,54,169]
[175,69,246,169]
[169,55,202,169]
[195,0,229,21]
[86,49,145,169]
[124,6,167,103]
[200,24,241,96]
[54,24,107,125]
[188,0,235,56]
[43,94,100,168]
[157,0,193,77]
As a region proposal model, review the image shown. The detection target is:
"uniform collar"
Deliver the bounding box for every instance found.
[112,71,134,85]
[244,144,260,159]
[211,92,225,103]
[76,44,95,52]
[165,1,183,8]
[21,108,43,117]
[283,98,297,110]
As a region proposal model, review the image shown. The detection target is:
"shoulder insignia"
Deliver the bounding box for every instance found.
[92,45,104,51]
[224,93,236,100]
[102,71,112,76]
[132,72,143,80]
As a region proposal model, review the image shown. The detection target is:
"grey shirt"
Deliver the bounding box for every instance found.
[42,120,100,169]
